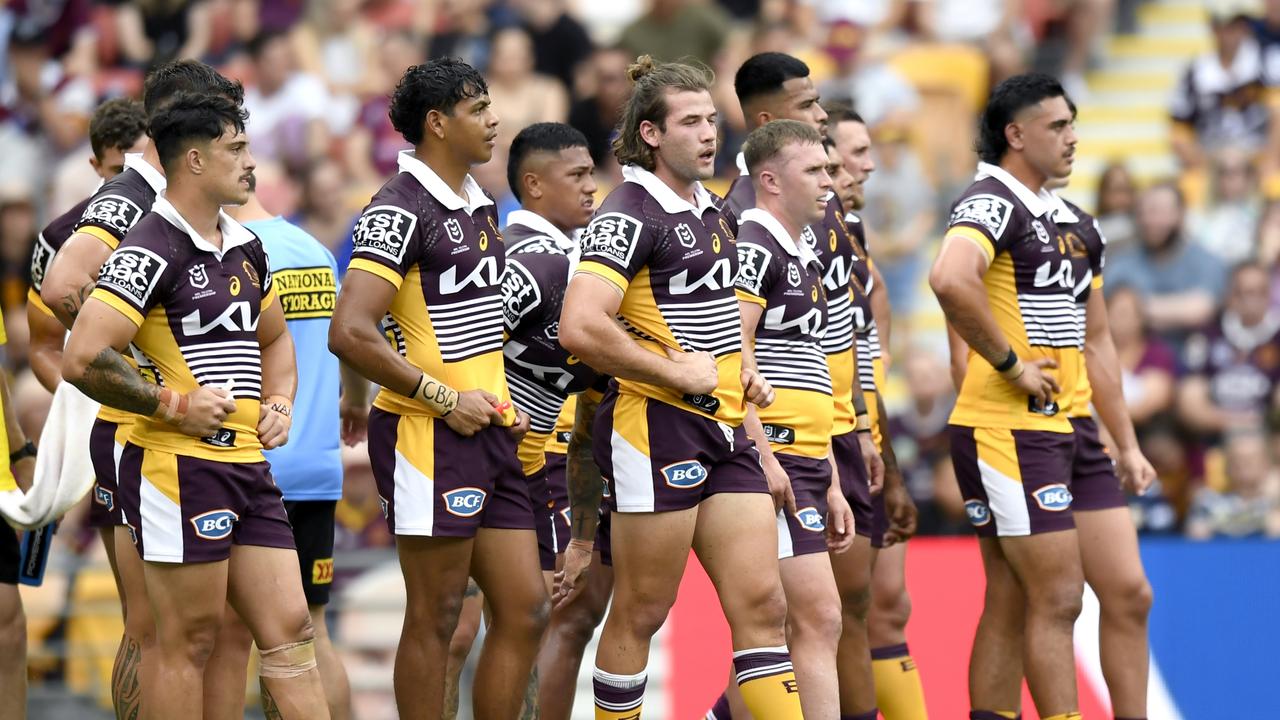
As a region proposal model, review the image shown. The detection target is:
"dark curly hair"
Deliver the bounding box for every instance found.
[142,60,244,119]
[89,98,147,160]
[507,122,590,201]
[389,58,489,146]
[149,92,249,172]
[976,73,1075,164]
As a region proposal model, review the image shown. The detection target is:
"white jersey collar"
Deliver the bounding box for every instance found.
[152,196,256,259]
[124,153,167,194]
[397,150,493,214]
[740,207,821,267]
[622,164,717,217]
[974,161,1052,218]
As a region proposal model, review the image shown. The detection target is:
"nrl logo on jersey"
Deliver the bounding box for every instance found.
[675,223,697,248]
[800,226,819,248]
[951,194,1013,240]
[445,218,465,244]
[188,263,210,289]
[786,262,802,288]
[1031,220,1051,245]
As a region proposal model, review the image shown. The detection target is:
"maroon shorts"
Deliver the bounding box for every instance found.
[833,431,876,541]
[88,418,128,528]
[871,490,888,550]
[368,409,535,537]
[593,392,768,513]
[1070,417,1126,511]
[530,453,572,571]
[775,454,832,559]
[596,505,612,567]
[949,425,1076,537]
[116,444,294,563]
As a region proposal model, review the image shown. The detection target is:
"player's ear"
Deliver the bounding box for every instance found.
[1004,121,1024,152]
[638,119,661,150]
[755,110,773,128]
[524,171,543,200]
[186,145,204,176]
[425,108,447,141]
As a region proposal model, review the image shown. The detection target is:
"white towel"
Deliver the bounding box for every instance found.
[0,382,100,530]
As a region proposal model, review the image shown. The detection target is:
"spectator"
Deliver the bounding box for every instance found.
[818,20,920,131]
[1196,148,1263,265]
[291,0,382,102]
[108,0,213,68]
[1094,160,1139,250]
[512,0,595,94]
[1109,285,1178,434]
[243,29,335,167]
[617,0,732,64]
[860,123,936,322]
[343,28,420,187]
[484,27,568,148]
[1106,181,1228,351]
[428,0,497,70]
[567,45,631,172]
[1178,262,1280,440]
[1170,7,1271,172]
[1185,429,1280,539]
[912,0,1025,82]
[293,158,360,264]
[889,347,964,535]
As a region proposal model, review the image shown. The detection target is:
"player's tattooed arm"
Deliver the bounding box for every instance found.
[566,390,604,542]
[73,347,161,415]
[928,238,1012,366]
[42,232,115,329]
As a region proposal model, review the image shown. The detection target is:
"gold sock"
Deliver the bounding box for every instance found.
[733,646,804,718]
[871,644,929,720]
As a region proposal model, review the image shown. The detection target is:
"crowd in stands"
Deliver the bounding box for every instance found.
[3,0,1280,713]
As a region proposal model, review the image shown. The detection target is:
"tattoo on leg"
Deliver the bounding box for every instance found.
[260,677,283,720]
[112,634,143,720]
[520,666,540,720]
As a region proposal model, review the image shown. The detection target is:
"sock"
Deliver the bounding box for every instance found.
[872,643,929,720]
[705,693,733,720]
[841,712,880,720]
[732,646,804,718]
[593,667,646,720]
[1040,714,1081,720]
[969,712,1020,720]
[1115,717,1148,720]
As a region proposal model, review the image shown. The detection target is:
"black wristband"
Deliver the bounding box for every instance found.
[10,440,36,464]
[992,348,1018,373]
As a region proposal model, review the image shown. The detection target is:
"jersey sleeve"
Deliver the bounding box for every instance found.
[90,240,174,327]
[346,201,422,289]
[1089,218,1107,290]
[74,191,147,250]
[501,255,546,334]
[28,231,57,315]
[945,192,1018,262]
[248,239,277,311]
[576,209,653,293]
[733,239,779,307]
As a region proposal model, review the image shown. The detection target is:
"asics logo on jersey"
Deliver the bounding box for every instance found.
[661,460,708,489]
[352,205,417,263]
[94,485,114,510]
[795,507,825,532]
[99,246,169,308]
[181,301,258,335]
[443,488,488,517]
[965,499,992,526]
[951,194,1014,240]
[582,212,642,266]
[440,255,500,294]
[191,509,238,540]
[82,194,143,235]
[670,257,733,296]
[1033,484,1073,511]
[1033,260,1076,289]
[762,424,795,445]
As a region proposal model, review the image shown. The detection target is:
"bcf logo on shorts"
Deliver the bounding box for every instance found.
[191,509,239,540]
[443,487,488,517]
[795,507,825,532]
[1033,484,1073,512]
[965,499,992,526]
[94,485,115,511]
[661,460,707,489]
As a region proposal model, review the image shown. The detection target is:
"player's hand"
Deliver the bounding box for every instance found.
[339,392,369,446]
[553,538,594,610]
[443,389,505,437]
[741,368,775,408]
[508,408,531,439]
[762,454,797,515]
[664,346,718,396]
[825,483,855,554]
[1116,446,1156,495]
[179,386,237,437]
[881,471,918,545]
[258,396,292,450]
[858,432,885,495]
[11,453,34,493]
[1008,358,1060,408]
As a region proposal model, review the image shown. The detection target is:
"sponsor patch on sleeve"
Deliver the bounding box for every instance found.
[580,212,643,268]
[950,194,1014,241]
[97,246,169,309]
[79,194,144,238]
[29,232,55,292]
[734,242,773,297]
[501,258,542,330]
[352,205,418,265]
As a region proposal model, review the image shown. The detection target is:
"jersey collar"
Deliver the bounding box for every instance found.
[735,151,748,177]
[505,209,577,254]
[124,153,167,194]
[622,164,717,218]
[1044,191,1080,224]
[974,162,1052,218]
[739,207,821,268]
[397,150,494,215]
[152,196,257,259]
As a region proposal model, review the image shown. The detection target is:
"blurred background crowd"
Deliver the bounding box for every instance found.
[3,0,1280,716]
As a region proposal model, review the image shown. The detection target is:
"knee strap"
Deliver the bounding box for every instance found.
[258,638,317,679]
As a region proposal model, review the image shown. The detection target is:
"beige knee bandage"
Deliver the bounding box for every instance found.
[258,639,317,679]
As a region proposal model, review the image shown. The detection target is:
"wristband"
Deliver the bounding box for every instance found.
[411,373,459,416]
[993,348,1018,374]
[854,414,872,433]
[264,394,293,417]
[996,352,1025,381]
[153,388,190,424]
[9,440,36,464]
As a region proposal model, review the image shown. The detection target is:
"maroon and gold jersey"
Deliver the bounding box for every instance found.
[841,212,886,447]
[30,195,92,316]
[348,151,512,421]
[735,208,832,457]
[1052,195,1106,418]
[945,162,1081,432]
[73,154,166,251]
[90,199,277,462]
[577,165,744,425]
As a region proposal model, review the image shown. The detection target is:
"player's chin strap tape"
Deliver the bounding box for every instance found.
[258,639,318,679]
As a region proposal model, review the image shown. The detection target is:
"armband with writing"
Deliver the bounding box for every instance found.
[411,373,459,416]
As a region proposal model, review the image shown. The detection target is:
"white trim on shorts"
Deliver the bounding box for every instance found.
[775,509,795,560]
[391,448,437,536]
[138,473,184,563]
[610,429,656,513]
[978,457,1032,537]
